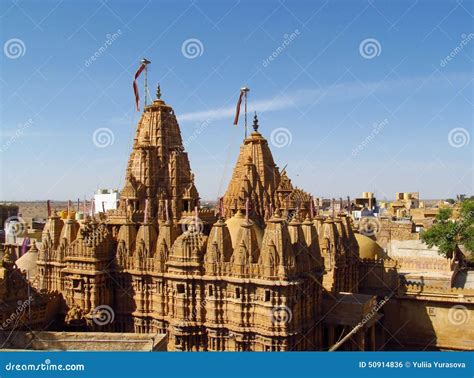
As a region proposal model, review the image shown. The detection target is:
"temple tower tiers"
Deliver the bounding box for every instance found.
[34,87,361,351]
[110,85,200,225]
[222,114,312,226]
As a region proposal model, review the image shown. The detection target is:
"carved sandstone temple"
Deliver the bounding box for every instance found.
[34,87,367,351]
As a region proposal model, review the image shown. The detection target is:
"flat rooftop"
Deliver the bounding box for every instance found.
[6,332,167,352]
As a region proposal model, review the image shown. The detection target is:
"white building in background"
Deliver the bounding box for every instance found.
[94,189,120,214]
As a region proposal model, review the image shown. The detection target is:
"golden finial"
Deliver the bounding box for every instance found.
[252,112,259,131]
[156,84,161,100]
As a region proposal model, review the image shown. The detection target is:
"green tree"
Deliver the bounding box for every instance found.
[421,199,474,262]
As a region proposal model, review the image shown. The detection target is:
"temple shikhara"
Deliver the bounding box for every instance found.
[1,85,472,352]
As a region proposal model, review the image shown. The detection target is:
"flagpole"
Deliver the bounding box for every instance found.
[241,87,250,138]
[141,58,151,108]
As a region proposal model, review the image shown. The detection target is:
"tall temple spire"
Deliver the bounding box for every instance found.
[110,85,200,224]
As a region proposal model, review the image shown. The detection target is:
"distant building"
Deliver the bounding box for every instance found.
[0,203,19,229]
[390,192,420,217]
[354,192,376,211]
[93,189,119,214]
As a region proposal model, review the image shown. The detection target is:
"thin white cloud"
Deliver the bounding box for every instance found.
[177,72,470,123]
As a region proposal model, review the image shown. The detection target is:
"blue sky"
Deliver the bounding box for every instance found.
[0,0,472,201]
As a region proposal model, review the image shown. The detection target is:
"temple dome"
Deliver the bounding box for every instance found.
[355,233,384,259]
[16,241,39,279]
[225,210,263,249]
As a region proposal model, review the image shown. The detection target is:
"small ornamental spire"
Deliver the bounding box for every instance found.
[156,83,161,100]
[252,112,259,132]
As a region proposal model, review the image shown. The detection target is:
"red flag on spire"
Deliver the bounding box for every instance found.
[133,62,147,111]
[233,90,244,125]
